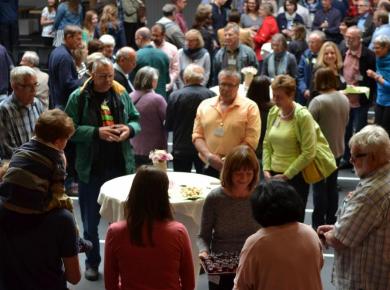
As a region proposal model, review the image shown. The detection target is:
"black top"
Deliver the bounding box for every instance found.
[166,84,215,155]
[114,68,133,94]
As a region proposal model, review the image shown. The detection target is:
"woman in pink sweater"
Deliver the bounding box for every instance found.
[104,166,195,290]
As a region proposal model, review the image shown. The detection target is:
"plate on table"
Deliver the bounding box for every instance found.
[180,186,203,200]
[200,252,240,275]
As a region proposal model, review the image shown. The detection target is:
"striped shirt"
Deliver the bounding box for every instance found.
[333,162,390,290]
[0,94,45,159]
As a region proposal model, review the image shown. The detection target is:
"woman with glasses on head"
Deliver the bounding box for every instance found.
[198,145,260,290]
[104,166,195,290]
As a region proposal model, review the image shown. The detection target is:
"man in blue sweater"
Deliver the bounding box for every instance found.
[48,25,83,110]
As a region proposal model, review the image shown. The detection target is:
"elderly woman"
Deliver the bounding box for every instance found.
[234,180,323,290]
[261,33,297,78]
[262,75,317,219]
[104,166,195,290]
[309,67,350,230]
[177,29,211,89]
[276,0,305,39]
[130,67,168,167]
[367,35,390,135]
[99,34,116,61]
[253,2,279,63]
[198,145,260,290]
[310,41,345,98]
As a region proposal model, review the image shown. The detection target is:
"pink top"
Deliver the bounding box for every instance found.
[234,222,323,290]
[104,220,195,290]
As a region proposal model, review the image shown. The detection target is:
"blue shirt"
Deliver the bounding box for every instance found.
[369,24,390,50]
[53,2,82,30]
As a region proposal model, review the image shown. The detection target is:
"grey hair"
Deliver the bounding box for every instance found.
[99,34,116,47]
[309,30,326,43]
[87,52,105,72]
[134,66,159,91]
[218,69,241,84]
[272,33,288,49]
[136,27,152,41]
[183,64,204,84]
[22,51,40,67]
[224,22,240,35]
[10,66,36,84]
[349,125,390,163]
[373,34,390,48]
[64,25,82,38]
[260,2,274,15]
[185,29,205,48]
[115,46,136,61]
[347,25,363,38]
[92,57,113,73]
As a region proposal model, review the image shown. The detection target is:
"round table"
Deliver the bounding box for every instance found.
[98,171,220,281]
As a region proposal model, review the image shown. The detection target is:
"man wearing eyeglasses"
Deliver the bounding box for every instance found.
[65,57,140,281]
[192,69,260,177]
[318,124,390,290]
[0,66,45,159]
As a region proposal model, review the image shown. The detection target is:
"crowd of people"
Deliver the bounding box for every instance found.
[0,0,389,289]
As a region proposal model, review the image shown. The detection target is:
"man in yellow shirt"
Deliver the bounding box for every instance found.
[192,69,261,177]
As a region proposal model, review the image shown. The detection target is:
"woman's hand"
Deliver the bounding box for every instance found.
[199,251,209,260]
[366,69,376,79]
[272,174,288,181]
[263,171,272,182]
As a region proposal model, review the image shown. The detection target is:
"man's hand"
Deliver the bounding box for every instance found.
[99,126,120,142]
[208,153,224,171]
[263,171,272,182]
[317,225,334,249]
[199,251,209,260]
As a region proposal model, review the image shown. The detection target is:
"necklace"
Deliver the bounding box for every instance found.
[279,104,295,120]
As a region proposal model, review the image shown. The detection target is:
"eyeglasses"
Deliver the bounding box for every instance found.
[219,83,239,88]
[95,73,114,79]
[350,152,368,162]
[17,82,38,90]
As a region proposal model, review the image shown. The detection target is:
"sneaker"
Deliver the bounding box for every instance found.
[78,238,93,253]
[85,267,99,281]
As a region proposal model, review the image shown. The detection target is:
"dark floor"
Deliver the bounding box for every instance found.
[69,165,358,290]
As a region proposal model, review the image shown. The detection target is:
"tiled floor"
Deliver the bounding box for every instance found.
[69,167,358,290]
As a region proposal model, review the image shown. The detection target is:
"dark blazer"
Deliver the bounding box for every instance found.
[114,69,133,94]
[341,45,377,106]
[353,13,375,47]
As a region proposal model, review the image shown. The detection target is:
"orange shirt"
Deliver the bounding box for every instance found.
[192,95,261,156]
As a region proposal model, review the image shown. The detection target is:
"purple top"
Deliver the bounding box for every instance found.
[130,90,167,155]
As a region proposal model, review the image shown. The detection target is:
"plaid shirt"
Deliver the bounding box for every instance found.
[333,162,390,290]
[0,94,45,159]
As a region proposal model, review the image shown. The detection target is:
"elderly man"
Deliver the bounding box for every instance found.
[156,4,185,49]
[65,58,140,281]
[133,27,170,99]
[114,46,137,94]
[20,51,49,109]
[297,30,326,105]
[353,0,375,47]
[166,64,215,173]
[340,26,376,169]
[0,66,45,159]
[48,25,82,110]
[318,125,390,290]
[312,0,342,43]
[151,23,179,92]
[213,23,257,85]
[192,69,260,177]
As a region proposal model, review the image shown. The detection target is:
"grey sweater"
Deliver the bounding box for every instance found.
[197,187,259,254]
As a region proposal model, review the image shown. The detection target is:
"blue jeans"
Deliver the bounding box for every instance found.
[78,168,124,268]
[343,106,368,162]
[312,158,341,230]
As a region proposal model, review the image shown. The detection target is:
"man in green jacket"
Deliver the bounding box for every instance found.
[65,57,140,281]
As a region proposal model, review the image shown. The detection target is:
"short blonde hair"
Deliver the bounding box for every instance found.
[185,29,204,48]
[316,41,343,71]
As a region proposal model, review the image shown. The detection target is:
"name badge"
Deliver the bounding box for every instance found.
[356,74,364,81]
[228,57,237,66]
[214,127,224,137]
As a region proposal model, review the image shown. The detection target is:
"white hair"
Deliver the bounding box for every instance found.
[99,34,116,47]
[10,66,36,84]
[22,51,40,67]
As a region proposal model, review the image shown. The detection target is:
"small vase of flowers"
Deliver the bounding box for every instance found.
[149,150,173,171]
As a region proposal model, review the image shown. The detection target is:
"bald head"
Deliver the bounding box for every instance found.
[345,26,362,51]
[116,46,137,74]
[135,27,152,48]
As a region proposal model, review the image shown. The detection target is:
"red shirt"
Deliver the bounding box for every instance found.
[104,220,195,290]
[253,16,279,61]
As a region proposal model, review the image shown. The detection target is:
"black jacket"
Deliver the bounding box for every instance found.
[114,68,133,94]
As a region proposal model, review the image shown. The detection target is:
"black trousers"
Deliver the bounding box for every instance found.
[375,103,390,135]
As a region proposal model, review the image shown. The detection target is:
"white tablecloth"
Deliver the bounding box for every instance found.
[98,171,220,280]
